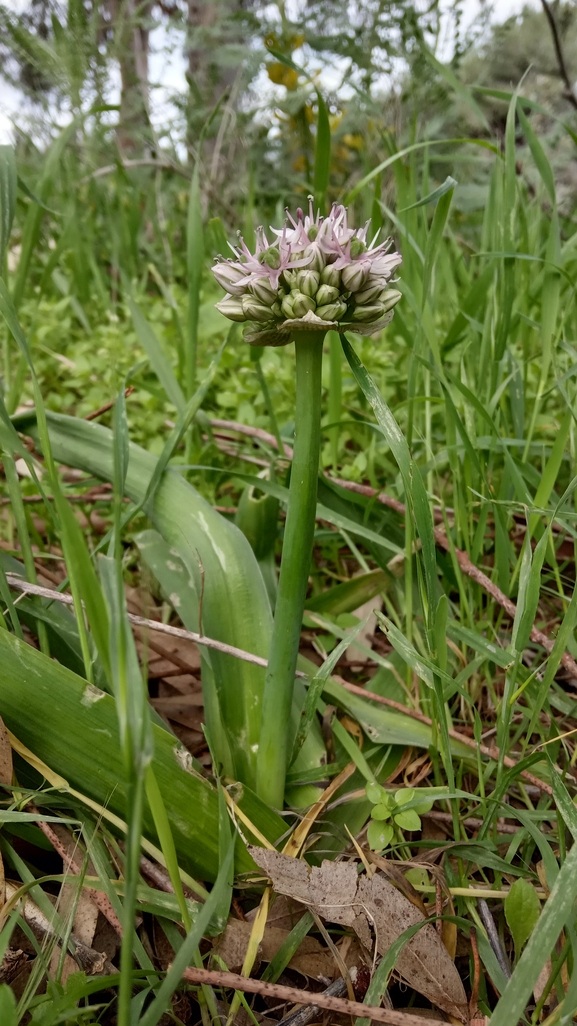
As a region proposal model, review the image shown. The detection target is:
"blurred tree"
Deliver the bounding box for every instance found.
[106,0,155,152]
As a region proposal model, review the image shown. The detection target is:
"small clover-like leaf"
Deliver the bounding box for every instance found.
[367,819,394,851]
[365,781,385,805]
[394,787,415,806]
[371,802,393,821]
[413,797,434,815]
[394,809,422,832]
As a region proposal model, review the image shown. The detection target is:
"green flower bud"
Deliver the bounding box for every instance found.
[248,277,277,305]
[281,269,298,288]
[216,297,248,322]
[260,246,281,269]
[295,269,320,297]
[281,294,296,318]
[380,288,402,312]
[341,261,370,293]
[349,236,367,258]
[291,291,316,317]
[212,262,247,294]
[315,300,348,321]
[315,284,340,306]
[242,295,274,322]
[320,263,341,289]
[350,303,387,322]
[271,301,283,318]
[302,245,325,272]
[355,282,385,305]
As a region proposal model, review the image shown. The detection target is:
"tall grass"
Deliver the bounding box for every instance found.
[1,55,577,1024]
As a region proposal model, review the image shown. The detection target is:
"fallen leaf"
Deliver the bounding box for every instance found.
[215,918,338,979]
[249,847,468,1023]
[0,716,13,785]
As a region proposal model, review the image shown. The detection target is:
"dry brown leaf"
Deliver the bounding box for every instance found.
[0,715,13,785]
[249,847,468,1023]
[215,918,335,979]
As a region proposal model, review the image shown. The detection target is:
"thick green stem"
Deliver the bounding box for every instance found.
[256,331,325,808]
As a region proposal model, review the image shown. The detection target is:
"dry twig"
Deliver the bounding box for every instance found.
[177,964,449,1026]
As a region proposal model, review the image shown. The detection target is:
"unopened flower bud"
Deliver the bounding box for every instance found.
[349,237,367,258]
[242,295,274,322]
[291,291,316,317]
[271,301,283,318]
[380,289,402,312]
[282,269,298,288]
[316,300,348,321]
[320,264,341,289]
[302,245,325,272]
[295,269,320,297]
[260,246,281,269]
[315,284,340,306]
[351,290,402,322]
[248,277,277,305]
[341,261,370,292]
[212,262,247,295]
[281,295,295,318]
[355,282,385,305]
[350,303,385,322]
[216,297,248,322]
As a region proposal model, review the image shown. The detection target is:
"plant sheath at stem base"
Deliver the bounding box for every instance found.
[256,330,325,808]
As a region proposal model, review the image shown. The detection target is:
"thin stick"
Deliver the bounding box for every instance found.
[334,676,553,795]
[4,574,307,678]
[278,977,347,1025]
[177,965,448,1026]
[477,899,511,981]
[34,814,123,936]
[210,418,293,459]
[469,927,481,1021]
[5,574,555,794]
[85,386,135,422]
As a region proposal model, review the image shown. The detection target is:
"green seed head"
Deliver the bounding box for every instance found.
[260,246,281,269]
[349,237,367,258]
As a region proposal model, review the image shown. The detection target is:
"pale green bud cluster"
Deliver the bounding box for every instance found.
[216,259,401,330]
[212,205,403,345]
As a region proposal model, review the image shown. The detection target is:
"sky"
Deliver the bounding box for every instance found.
[0,0,541,145]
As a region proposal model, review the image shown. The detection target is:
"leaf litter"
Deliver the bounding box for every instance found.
[249,845,469,1022]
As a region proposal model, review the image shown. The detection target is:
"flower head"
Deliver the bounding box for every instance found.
[212,201,402,347]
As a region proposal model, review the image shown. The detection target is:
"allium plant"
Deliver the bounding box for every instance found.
[213,201,402,348]
[213,203,402,808]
